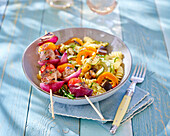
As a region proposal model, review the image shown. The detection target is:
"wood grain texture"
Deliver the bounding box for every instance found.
[0,0,170,136]
[0,0,43,135]
[119,0,170,136]
[25,0,82,136]
[0,0,8,28]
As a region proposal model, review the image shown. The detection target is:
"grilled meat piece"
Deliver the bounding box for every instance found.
[40,49,56,61]
[41,69,61,84]
[62,67,75,78]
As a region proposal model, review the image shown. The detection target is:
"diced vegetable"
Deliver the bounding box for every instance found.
[85,46,97,52]
[82,63,91,73]
[68,78,81,86]
[67,55,77,60]
[38,59,60,66]
[58,52,68,65]
[103,61,111,72]
[76,50,96,65]
[96,66,105,77]
[40,63,55,73]
[64,37,84,46]
[97,72,118,87]
[110,65,115,74]
[38,32,58,46]
[73,46,82,53]
[101,42,109,47]
[40,81,65,93]
[38,42,57,53]
[69,84,93,97]
[101,80,112,91]
[63,69,82,82]
[100,62,108,72]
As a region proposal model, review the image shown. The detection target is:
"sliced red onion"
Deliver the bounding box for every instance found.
[38,59,60,66]
[38,32,58,46]
[54,49,61,56]
[69,84,93,97]
[58,52,68,65]
[40,81,64,93]
[63,69,82,82]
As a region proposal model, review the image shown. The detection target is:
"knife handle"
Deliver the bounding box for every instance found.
[110,94,131,134]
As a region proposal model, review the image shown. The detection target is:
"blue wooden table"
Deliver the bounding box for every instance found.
[0,0,169,135]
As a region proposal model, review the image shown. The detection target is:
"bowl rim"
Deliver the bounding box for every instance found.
[22,27,132,100]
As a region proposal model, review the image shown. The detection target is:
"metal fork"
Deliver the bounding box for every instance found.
[110,64,147,134]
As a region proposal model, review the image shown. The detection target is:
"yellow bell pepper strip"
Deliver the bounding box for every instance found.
[57,63,75,73]
[97,72,118,87]
[76,50,96,65]
[38,42,57,53]
[64,37,84,46]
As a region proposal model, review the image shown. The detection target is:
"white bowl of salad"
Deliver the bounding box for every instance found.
[22,28,132,105]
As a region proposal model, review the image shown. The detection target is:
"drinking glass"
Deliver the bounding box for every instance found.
[46,0,74,9]
[86,0,117,15]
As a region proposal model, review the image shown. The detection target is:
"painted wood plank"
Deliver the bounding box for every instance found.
[118,0,170,136]
[0,0,8,28]
[25,1,82,136]
[0,0,45,135]
[81,119,133,136]
[155,0,170,59]
[80,0,134,135]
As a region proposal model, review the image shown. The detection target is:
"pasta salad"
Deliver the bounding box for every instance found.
[37,32,124,99]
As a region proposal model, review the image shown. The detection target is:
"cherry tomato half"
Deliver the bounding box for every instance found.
[40,63,55,73]
[68,78,81,86]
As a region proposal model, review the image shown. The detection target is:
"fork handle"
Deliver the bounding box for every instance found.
[110,82,136,134]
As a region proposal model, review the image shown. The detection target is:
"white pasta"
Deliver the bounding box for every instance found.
[116,66,124,81]
[79,77,97,88]
[109,51,123,59]
[91,83,106,96]
[112,58,122,69]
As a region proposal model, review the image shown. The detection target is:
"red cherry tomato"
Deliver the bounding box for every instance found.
[68,78,81,86]
[40,63,55,73]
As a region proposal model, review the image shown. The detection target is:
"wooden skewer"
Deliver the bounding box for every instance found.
[50,89,55,119]
[84,95,105,121]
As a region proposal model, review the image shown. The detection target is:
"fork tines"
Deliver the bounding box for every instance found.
[131,64,147,78]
